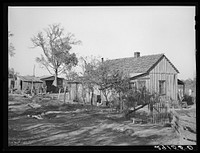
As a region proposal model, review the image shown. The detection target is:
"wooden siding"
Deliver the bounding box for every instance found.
[148,56,178,100]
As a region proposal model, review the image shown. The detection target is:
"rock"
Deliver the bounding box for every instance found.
[124,128,135,135]
[32,115,43,120]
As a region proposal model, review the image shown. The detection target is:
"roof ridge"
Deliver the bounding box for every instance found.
[107,53,164,61]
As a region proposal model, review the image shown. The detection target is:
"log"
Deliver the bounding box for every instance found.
[125,103,149,116]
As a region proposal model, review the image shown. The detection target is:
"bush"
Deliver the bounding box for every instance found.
[14,89,22,94]
[123,88,152,108]
[182,94,194,105]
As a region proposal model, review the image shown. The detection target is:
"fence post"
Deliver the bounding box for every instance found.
[64,86,66,104]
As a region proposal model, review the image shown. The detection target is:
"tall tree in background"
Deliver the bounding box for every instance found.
[8,31,15,57]
[31,23,81,86]
[8,31,16,92]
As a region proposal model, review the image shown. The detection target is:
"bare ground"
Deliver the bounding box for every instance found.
[8,94,180,146]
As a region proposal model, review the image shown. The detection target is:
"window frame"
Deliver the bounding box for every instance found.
[137,80,146,89]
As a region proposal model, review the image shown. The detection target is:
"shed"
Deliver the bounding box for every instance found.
[16,75,43,93]
[40,75,64,93]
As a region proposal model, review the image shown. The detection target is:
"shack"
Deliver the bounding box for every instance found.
[40,75,64,93]
[15,75,43,93]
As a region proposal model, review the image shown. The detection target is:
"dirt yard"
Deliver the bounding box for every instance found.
[8,94,180,146]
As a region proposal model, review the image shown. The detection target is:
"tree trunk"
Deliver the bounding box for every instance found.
[75,83,78,102]
[102,90,109,104]
[69,84,71,100]
[119,92,123,113]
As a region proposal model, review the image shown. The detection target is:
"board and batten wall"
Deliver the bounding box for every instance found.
[148,56,178,100]
[132,56,178,101]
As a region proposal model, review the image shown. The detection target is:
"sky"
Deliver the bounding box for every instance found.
[8,6,196,80]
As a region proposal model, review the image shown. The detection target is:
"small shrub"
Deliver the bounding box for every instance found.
[14,89,22,94]
[182,94,194,105]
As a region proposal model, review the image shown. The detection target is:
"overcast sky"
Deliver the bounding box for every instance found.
[8,6,196,80]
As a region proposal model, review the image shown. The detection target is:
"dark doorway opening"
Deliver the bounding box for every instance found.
[20,80,22,90]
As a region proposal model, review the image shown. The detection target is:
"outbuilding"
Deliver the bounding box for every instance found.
[15,75,43,93]
[39,75,64,93]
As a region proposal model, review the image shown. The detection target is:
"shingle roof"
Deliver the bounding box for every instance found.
[18,75,43,83]
[105,54,169,75]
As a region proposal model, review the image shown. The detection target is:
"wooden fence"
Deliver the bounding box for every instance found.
[170,109,196,145]
[150,100,170,124]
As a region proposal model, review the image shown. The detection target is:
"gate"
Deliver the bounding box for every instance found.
[149,96,171,124]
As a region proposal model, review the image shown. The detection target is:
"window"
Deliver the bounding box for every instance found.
[159,80,166,95]
[137,80,146,89]
[129,82,136,89]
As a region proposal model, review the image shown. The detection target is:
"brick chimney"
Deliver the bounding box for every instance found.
[134,52,140,58]
[101,57,104,63]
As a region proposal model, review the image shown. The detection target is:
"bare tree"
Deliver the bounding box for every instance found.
[8,31,15,57]
[31,23,81,86]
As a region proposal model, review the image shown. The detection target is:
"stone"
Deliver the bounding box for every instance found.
[124,128,135,135]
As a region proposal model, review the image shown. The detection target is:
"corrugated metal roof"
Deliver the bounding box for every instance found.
[105,54,179,75]
[18,75,43,83]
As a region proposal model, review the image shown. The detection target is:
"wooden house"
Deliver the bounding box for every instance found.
[40,75,64,93]
[105,52,179,101]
